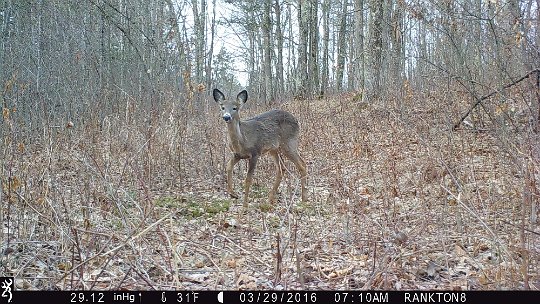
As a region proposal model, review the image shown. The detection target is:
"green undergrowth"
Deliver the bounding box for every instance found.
[155,195,232,218]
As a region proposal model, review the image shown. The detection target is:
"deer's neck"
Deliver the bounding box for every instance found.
[226,119,245,152]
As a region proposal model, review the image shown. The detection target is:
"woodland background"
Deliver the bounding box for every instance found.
[1,0,539,290]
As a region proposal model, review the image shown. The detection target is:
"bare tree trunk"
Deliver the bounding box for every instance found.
[366,0,383,98]
[262,0,273,103]
[247,8,256,90]
[537,0,540,64]
[474,0,484,83]
[522,0,534,71]
[165,0,188,92]
[205,0,216,88]
[321,0,330,95]
[537,0,540,130]
[348,33,355,90]
[507,0,524,74]
[390,0,403,89]
[257,26,264,98]
[191,0,206,84]
[274,0,284,97]
[297,0,309,97]
[308,0,319,96]
[335,0,348,90]
[354,0,364,95]
[287,2,296,94]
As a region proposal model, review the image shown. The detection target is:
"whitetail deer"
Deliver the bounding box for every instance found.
[213,89,307,207]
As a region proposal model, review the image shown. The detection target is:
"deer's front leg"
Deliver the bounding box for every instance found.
[226,154,241,199]
[243,154,259,208]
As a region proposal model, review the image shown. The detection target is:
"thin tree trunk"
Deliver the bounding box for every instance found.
[206,0,216,88]
[308,0,319,96]
[247,8,256,89]
[366,0,383,98]
[348,33,355,90]
[297,0,309,97]
[335,0,348,90]
[354,0,364,95]
[321,0,330,95]
[191,0,206,84]
[287,2,295,94]
[274,0,284,97]
[390,0,403,89]
[263,0,273,103]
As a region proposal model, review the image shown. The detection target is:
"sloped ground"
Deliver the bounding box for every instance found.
[1,89,539,290]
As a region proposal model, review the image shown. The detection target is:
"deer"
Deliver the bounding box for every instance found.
[213,88,307,207]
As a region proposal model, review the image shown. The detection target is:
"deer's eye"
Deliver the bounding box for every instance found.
[232,107,237,111]
[221,106,225,110]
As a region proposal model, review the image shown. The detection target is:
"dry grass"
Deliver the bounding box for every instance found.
[1,88,539,290]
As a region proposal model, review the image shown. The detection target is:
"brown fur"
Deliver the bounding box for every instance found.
[213,89,307,206]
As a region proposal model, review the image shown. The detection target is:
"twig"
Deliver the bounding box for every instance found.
[215,234,271,268]
[56,212,172,285]
[130,262,157,290]
[275,233,282,285]
[453,69,540,130]
[293,223,304,289]
[441,185,514,261]
[500,219,540,236]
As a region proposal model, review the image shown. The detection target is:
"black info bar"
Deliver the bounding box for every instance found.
[0,290,538,304]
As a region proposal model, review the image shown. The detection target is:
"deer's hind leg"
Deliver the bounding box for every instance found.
[282,139,308,202]
[269,151,285,203]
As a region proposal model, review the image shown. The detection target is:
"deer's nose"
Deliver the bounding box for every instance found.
[223,113,232,122]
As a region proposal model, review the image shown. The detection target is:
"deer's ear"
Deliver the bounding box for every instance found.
[237,90,248,104]
[213,89,225,102]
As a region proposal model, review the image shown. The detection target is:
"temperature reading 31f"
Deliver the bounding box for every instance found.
[177,292,199,303]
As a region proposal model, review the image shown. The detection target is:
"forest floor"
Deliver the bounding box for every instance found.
[1,89,539,290]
